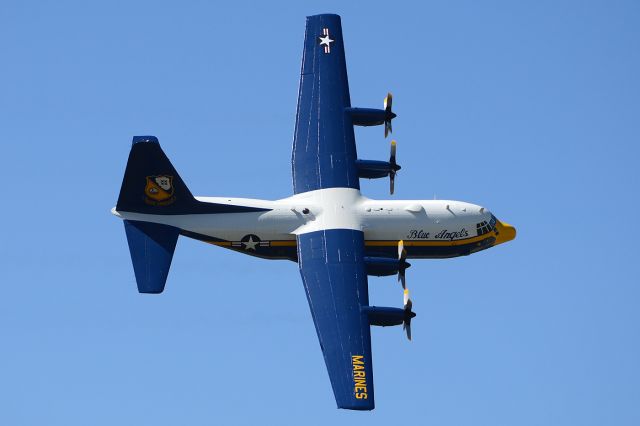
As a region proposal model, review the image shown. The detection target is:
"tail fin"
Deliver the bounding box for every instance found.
[116,136,268,215]
[116,136,199,215]
[116,136,270,294]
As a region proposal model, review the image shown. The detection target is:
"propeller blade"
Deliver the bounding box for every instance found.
[383,92,395,138]
[398,239,405,260]
[404,320,412,341]
[384,92,392,112]
[397,240,409,289]
[403,289,414,341]
[398,269,406,289]
[389,140,399,195]
[390,140,397,164]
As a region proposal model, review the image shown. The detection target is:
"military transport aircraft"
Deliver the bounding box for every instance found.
[112,14,516,410]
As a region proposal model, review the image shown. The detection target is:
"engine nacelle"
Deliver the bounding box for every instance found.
[346,107,391,127]
[362,306,408,327]
[346,93,396,137]
[356,160,399,179]
[364,256,406,277]
[364,256,409,276]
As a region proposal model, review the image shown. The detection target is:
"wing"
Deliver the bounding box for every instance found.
[297,229,374,410]
[291,14,360,195]
[292,14,375,411]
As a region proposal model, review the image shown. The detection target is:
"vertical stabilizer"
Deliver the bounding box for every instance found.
[116,136,196,215]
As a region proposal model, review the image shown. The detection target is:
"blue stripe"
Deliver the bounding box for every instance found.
[365,237,496,259]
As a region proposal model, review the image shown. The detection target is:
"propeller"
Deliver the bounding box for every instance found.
[403,289,416,341]
[389,140,401,195]
[397,240,411,289]
[383,92,396,137]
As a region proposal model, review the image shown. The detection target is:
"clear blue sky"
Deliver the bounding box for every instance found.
[1,1,639,424]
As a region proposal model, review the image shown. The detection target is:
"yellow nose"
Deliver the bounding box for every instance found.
[495,220,516,245]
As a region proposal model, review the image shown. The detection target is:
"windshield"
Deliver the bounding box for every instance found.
[476,215,497,236]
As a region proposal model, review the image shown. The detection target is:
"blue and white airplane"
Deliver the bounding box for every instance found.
[112,14,515,410]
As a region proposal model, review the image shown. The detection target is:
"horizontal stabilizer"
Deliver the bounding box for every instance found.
[124,220,180,294]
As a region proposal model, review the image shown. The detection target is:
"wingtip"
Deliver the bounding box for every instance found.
[131,135,159,146]
[337,402,375,411]
[308,13,342,20]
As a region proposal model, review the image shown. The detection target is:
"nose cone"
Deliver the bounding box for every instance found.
[495,220,516,245]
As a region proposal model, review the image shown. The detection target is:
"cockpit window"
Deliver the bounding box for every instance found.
[476,215,498,236]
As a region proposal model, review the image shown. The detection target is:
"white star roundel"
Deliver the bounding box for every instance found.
[242,235,259,250]
[318,28,334,53]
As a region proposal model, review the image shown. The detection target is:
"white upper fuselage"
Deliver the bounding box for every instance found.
[113,188,496,254]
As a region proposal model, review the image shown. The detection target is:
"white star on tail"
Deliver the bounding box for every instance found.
[242,236,258,251]
[319,28,334,53]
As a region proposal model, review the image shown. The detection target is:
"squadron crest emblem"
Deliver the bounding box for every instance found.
[144,175,175,205]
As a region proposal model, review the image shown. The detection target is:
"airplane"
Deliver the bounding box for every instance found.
[112,13,516,410]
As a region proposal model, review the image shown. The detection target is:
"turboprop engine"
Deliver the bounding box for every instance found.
[351,93,401,194]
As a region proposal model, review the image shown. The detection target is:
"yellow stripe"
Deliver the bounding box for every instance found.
[365,234,492,247]
[208,241,232,247]
[270,241,297,247]
[207,235,493,249]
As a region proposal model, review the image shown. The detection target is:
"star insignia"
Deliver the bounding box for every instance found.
[242,236,259,251]
[319,28,334,53]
